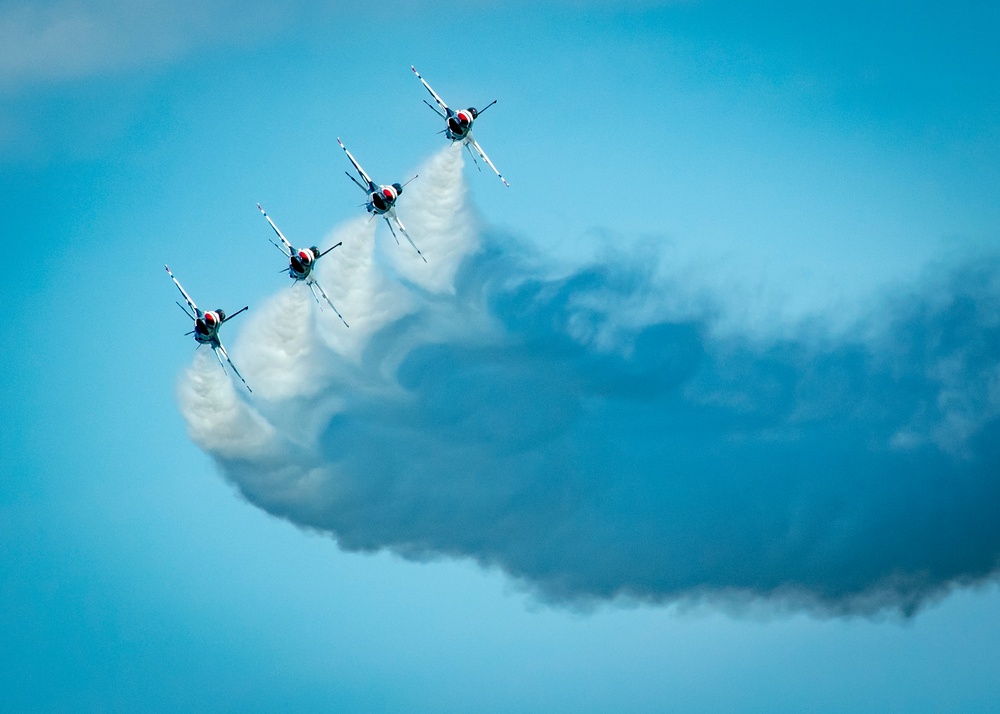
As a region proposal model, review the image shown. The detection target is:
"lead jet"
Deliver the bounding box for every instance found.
[337,137,426,263]
[411,66,509,187]
[257,203,349,327]
[166,265,252,393]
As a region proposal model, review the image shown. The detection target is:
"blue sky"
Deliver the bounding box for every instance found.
[2,1,1000,711]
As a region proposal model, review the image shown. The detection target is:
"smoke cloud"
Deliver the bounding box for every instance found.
[178,145,1000,615]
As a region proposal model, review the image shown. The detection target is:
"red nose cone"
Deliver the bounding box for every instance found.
[383,188,394,199]
[298,250,310,261]
[205,313,216,324]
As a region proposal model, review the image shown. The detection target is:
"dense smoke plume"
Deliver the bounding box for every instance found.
[178,143,1000,615]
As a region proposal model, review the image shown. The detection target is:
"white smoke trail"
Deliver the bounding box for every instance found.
[313,216,414,362]
[177,349,281,461]
[234,284,322,401]
[176,145,486,554]
[179,145,476,449]
[175,145,1000,614]
[385,142,479,294]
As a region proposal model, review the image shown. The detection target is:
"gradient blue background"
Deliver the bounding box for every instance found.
[2,2,999,711]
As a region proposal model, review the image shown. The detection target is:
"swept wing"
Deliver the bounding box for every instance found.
[257,203,293,257]
[307,278,349,327]
[337,137,375,191]
[165,265,202,317]
[469,136,509,187]
[411,65,450,117]
[213,340,252,393]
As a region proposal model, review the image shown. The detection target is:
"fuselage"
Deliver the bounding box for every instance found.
[368,184,401,215]
[193,310,224,345]
[445,108,477,141]
[289,247,317,279]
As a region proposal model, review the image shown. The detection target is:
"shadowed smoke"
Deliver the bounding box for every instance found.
[178,145,1000,615]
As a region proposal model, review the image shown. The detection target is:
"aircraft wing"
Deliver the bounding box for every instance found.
[221,305,248,324]
[387,214,427,263]
[213,340,252,393]
[317,241,343,259]
[337,138,374,189]
[257,203,293,256]
[411,66,450,113]
[308,278,349,327]
[165,265,201,316]
[469,137,510,187]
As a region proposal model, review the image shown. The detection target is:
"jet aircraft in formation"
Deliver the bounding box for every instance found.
[257,203,349,327]
[337,137,425,263]
[168,66,508,392]
[166,265,252,393]
[412,66,509,187]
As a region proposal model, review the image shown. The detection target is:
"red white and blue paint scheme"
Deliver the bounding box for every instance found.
[337,137,426,263]
[411,65,509,187]
[165,265,252,392]
[257,203,349,327]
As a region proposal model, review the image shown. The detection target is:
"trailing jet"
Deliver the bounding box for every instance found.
[165,265,252,393]
[337,137,426,263]
[257,203,349,327]
[411,65,509,187]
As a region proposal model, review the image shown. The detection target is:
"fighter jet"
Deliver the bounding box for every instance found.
[337,137,426,263]
[411,66,509,187]
[257,203,349,327]
[165,265,252,393]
